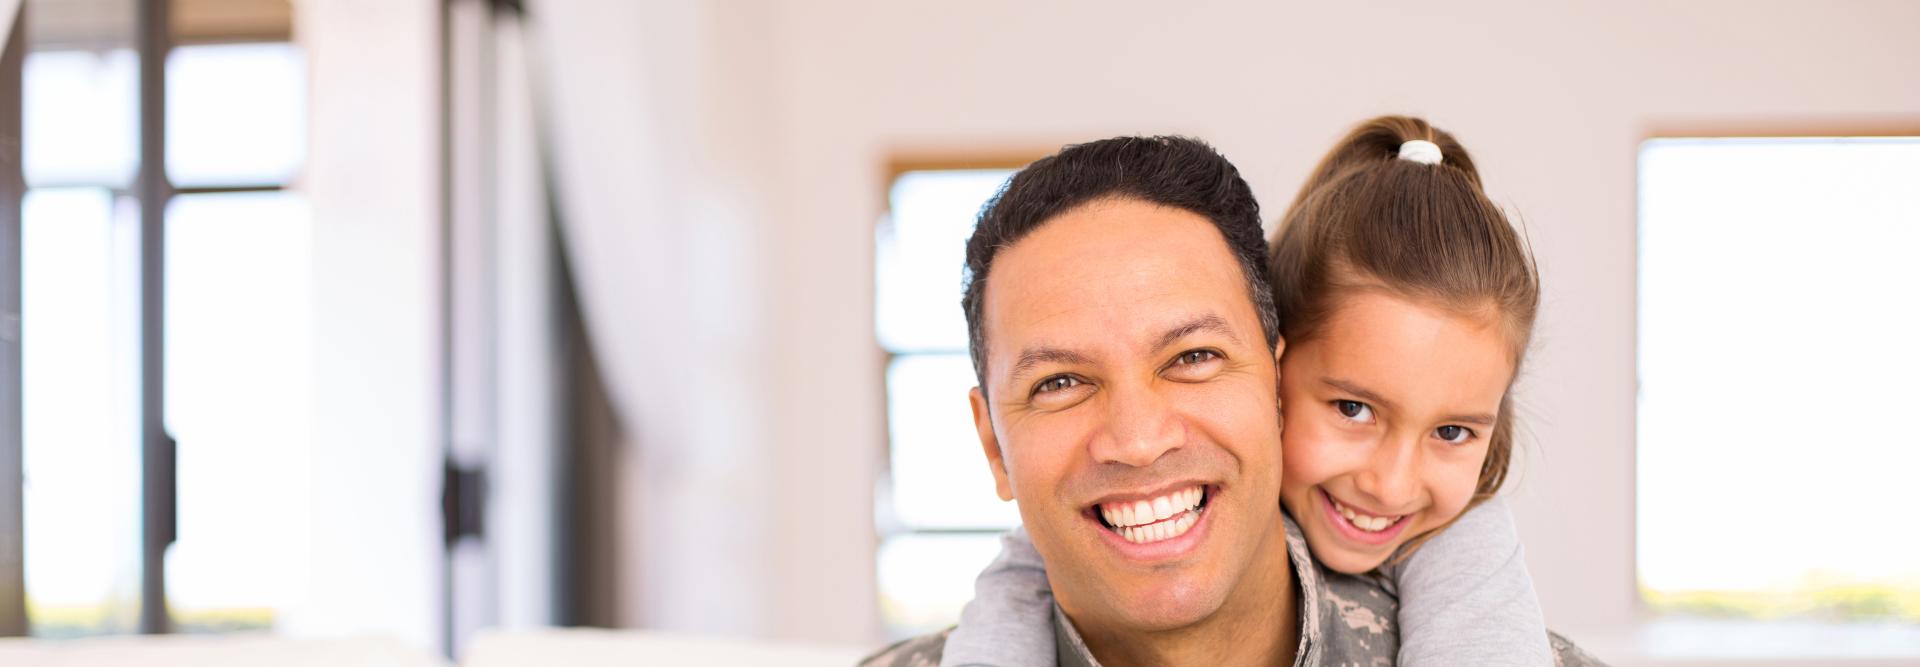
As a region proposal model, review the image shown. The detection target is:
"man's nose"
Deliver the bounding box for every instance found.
[1353,433,1421,510]
[1088,382,1184,467]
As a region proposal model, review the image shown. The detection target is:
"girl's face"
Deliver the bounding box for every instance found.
[1277,290,1516,574]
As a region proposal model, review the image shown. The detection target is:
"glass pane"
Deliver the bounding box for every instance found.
[1637,138,1920,621]
[21,188,144,637]
[877,533,1005,640]
[886,354,1020,530]
[166,43,306,187]
[162,192,312,632]
[875,169,1013,352]
[23,48,138,188]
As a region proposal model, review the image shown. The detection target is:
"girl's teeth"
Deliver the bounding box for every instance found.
[1332,496,1399,533]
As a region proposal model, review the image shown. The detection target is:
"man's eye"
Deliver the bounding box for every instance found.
[1436,425,1474,444]
[1163,349,1224,382]
[1035,376,1082,394]
[1175,349,1219,366]
[1334,400,1374,423]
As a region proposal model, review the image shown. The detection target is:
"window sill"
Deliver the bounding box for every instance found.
[1568,618,1920,667]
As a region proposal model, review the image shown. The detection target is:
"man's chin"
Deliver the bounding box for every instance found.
[1088,574,1233,633]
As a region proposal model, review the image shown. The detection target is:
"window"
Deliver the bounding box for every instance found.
[17,7,144,636]
[14,2,308,637]
[874,168,1021,638]
[162,191,311,633]
[19,187,143,637]
[1636,137,1920,624]
[159,40,308,636]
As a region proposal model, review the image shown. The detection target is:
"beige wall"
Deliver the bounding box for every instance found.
[299,0,1920,656]
[757,0,1920,647]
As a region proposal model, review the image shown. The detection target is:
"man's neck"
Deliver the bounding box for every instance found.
[1071,519,1299,667]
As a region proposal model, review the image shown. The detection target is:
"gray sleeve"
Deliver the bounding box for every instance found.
[940,525,1059,667]
[1390,496,1554,667]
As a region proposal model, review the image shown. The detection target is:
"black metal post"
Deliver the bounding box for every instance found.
[136,0,174,636]
[437,0,456,655]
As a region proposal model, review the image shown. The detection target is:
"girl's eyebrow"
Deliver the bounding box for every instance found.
[1323,377,1498,425]
[1441,412,1498,427]
[1321,378,1394,411]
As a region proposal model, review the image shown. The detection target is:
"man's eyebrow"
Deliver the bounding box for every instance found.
[1154,314,1239,353]
[1009,347,1093,384]
[1004,314,1237,386]
[1321,378,1397,412]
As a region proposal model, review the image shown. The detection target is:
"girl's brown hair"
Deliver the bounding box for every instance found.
[1268,115,1539,555]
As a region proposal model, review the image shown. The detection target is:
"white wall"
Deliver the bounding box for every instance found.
[293,0,791,647]
[756,0,1920,650]
[289,0,444,652]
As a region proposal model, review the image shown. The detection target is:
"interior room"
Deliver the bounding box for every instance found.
[0,0,1915,665]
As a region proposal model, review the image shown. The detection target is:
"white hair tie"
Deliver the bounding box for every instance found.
[1398,139,1443,165]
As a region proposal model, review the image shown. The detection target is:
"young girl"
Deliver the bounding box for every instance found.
[941,116,1554,666]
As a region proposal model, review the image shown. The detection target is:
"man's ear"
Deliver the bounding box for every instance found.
[1271,335,1288,383]
[970,386,1015,502]
[1272,335,1288,415]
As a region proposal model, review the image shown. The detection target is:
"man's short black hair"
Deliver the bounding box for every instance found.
[961,136,1280,390]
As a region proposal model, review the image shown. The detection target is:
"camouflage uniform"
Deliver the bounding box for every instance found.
[861,515,1606,667]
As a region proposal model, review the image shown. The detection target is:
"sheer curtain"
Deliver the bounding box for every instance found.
[519,0,774,636]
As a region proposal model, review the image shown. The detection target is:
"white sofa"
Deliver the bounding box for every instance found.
[0,629,871,666]
[0,635,448,667]
[466,628,869,666]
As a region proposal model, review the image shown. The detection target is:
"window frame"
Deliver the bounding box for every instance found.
[872,153,1040,636]
[0,0,27,639]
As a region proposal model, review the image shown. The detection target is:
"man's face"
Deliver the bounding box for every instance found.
[969,197,1288,633]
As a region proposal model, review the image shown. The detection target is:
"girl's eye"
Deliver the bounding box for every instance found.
[1436,425,1474,444]
[1035,375,1082,394]
[1334,400,1374,423]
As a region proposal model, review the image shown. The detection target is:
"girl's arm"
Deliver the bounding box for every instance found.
[1386,495,1553,666]
[940,525,1058,667]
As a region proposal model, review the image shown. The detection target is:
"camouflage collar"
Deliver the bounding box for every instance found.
[1049,513,1328,667]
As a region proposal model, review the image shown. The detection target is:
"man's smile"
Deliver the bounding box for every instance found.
[1081,482,1222,562]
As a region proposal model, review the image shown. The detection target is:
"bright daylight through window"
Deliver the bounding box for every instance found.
[1637,137,1920,624]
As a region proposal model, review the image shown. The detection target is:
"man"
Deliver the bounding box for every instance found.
[863,136,1601,666]
[867,136,1399,666]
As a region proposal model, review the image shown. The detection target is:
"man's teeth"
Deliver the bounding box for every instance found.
[1116,511,1198,545]
[1098,486,1204,544]
[1330,496,1401,533]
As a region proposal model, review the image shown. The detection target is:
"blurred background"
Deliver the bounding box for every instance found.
[0,0,1915,665]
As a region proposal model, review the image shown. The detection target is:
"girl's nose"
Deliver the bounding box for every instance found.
[1353,433,1421,510]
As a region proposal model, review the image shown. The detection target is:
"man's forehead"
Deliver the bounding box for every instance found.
[979,199,1260,366]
